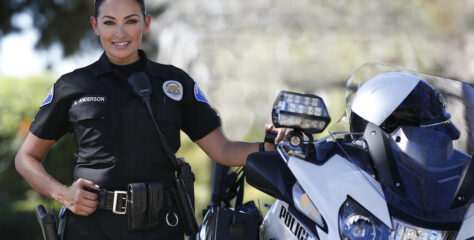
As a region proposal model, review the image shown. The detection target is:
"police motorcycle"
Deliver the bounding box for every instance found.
[200,63,474,240]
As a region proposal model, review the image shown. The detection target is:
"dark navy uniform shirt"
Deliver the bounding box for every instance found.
[30,50,221,190]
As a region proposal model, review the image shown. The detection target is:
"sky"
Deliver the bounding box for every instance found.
[0,13,101,78]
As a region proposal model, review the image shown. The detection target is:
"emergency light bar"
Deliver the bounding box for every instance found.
[271,91,330,134]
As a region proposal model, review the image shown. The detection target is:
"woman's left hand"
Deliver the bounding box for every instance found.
[263,124,291,151]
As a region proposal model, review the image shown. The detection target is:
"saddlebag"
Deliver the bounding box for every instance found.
[200,167,262,240]
[201,201,262,240]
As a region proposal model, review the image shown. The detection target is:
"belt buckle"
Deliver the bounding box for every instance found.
[112,191,128,215]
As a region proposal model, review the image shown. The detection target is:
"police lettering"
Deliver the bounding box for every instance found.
[73,96,106,105]
[279,205,308,240]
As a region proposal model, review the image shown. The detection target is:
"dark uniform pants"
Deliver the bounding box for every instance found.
[64,209,184,240]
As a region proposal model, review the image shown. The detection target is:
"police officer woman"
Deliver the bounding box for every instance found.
[15,0,285,239]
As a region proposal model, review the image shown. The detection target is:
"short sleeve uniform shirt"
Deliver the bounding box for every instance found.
[30,50,221,190]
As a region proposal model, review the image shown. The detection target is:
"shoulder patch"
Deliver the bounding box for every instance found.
[163,80,183,101]
[40,85,54,107]
[194,83,209,104]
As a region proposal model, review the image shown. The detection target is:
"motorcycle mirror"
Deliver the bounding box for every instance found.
[271,91,330,134]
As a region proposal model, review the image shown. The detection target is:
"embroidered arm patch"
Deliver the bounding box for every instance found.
[40,85,54,107]
[194,83,209,104]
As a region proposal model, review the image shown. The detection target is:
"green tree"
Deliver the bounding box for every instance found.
[0,75,76,239]
[0,0,166,57]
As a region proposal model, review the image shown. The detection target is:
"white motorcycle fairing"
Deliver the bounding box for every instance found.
[456,203,474,240]
[259,152,393,240]
[260,200,319,240]
[289,154,391,239]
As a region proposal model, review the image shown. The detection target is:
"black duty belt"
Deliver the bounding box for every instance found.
[97,189,128,215]
[87,183,180,231]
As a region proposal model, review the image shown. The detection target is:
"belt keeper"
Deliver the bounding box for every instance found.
[97,189,108,209]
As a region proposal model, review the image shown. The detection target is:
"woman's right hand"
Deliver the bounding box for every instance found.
[15,133,100,216]
[63,178,99,216]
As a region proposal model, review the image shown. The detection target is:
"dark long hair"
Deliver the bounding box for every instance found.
[94,0,146,18]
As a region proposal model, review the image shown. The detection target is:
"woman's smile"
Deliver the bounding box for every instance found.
[112,41,131,49]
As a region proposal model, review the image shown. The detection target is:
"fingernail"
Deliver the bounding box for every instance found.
[95,184,100,189]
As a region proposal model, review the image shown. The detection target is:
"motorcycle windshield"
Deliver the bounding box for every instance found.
[329,62,473,155]
[327,63,474,225]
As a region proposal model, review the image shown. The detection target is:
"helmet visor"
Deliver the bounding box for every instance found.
[420,119,461,140]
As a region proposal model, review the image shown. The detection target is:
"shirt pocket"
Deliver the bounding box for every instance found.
[69,102,106,121]
[153,101,182,152]
[69,96,110,160]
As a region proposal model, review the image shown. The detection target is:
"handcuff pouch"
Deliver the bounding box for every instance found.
[147,182,164,227]
[127,182,164,231]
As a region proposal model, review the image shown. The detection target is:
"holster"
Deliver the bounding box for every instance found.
[177,159,195,208]
[57,206,67,239]
[127,182,164,231]
[35,204,59,240]
[172,159,199,235]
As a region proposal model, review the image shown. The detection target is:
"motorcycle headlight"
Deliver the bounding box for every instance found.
[390,218,456,240]
[339,198,458,240]
[339,197,390,240]
[272,91,331,134]
[292,183,326,229]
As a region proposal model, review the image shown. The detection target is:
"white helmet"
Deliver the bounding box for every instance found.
[350,72,460,139]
